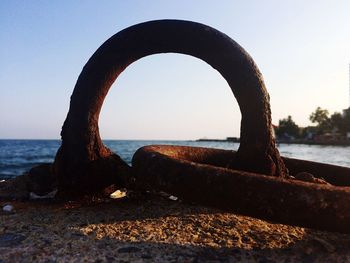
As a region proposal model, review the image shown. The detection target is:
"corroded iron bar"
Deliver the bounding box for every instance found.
[132,145,350,233]
[54,20,286,194]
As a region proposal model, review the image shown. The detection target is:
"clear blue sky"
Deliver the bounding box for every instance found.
[1,1,349,139]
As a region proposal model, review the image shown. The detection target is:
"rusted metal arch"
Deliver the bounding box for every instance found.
[132,145,350,233]
[54,19,287,194]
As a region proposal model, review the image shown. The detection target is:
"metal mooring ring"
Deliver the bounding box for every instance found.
[52,19,350,233]
[54,19,287,194]
[132,145,350,233]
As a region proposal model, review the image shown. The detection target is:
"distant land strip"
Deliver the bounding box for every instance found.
[197,137,350,146]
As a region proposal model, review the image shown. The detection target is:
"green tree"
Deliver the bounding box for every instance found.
[330,112,344,132]
[275,115,300,138]
[309,107,331,134]
[342,107,350,135]
[299,126,317,139]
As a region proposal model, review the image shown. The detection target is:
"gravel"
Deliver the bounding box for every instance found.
[0,192,349,262]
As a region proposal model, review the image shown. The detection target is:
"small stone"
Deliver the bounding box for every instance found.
[29,189,57,199]
[0,233,26,247]
[313,237,336,253]
[295,172,315,182]
[27,163,57,195]
[295,172,330,185]
[141,254,152,259]
[2,204,14,212]
[110,189,127,199]
[117,246,141,253]
[169,195,178,201]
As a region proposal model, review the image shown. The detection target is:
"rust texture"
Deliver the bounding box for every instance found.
[132,145,350,233]
[54,20,286,194]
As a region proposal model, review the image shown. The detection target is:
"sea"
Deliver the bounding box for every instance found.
[1,139,350,180]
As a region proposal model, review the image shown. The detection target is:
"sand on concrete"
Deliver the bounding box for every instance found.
[1,192,349,262]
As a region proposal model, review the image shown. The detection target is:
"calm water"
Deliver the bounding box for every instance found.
[0,139,350,180]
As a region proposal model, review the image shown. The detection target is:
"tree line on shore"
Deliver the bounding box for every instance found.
[274,107,350,140]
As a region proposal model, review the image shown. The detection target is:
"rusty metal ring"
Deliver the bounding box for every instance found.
[54,20,286,194]
[50,20,350,233]
[132,145,350,233]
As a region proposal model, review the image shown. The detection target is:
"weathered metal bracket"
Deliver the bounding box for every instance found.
[132,145,350,233]
[54,20,286,195]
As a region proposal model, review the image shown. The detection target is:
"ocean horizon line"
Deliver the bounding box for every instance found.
[0,138,201,141]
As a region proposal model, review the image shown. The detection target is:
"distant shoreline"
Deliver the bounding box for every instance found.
[276,140,350,146]
[196,138,350,146]
[196,137,240,143]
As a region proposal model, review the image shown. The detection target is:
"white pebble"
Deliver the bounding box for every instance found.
[3,204,14,212]
[29,189,58,200]
[110,189,127,199]
[168,195,178,201]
